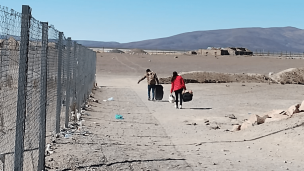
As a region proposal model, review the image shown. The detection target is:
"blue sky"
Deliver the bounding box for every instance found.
[1,0,303,43]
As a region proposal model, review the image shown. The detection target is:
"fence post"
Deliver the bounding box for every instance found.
[65,38,72,128]
[37,21,48,171]
[73,42,77,106]
[76,45,81,112]
[55,32,63,133]
[14,5,31,171]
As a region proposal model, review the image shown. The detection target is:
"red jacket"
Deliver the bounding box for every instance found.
[171,75,186,93]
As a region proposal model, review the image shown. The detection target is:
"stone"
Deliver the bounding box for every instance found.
[227,114,237,119]
[240,121,253,130]
[264,110,286,118]
[270,114,289,120]
[231,125,241,132]
[286,104,300,116]
[203,119,209,123]
[299,100,304,112]
[260,115,269,124]
[248,114,267,125]
[210,125,220,130]
[265,116,288,123]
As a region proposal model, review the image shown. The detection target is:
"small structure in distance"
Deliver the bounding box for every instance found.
[196,47,253,56]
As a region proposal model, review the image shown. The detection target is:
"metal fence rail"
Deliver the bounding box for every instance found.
[253,50,304,58]
[0,5,96,171]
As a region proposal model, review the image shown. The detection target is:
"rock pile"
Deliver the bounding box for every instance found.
[232,101,304,131]
[269,68,304,84]
[159,67,304,85]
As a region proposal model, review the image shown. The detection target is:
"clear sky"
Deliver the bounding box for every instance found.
[1,0,303,43]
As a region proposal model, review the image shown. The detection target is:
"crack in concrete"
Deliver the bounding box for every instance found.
[60,158,186,170]
[196,122,304,146]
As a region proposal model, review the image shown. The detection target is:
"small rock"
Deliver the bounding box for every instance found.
[231,125,241,132]
[248,114,268,125]
[211,125,220,130]
[227,114,237,119]
[204,119,209,123]
[286,104,300,116]
[240,121,253,130]
[299,100,304,111]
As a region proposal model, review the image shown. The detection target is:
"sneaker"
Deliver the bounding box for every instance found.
[179,105,182,109]
[148,98,151,101]
[175,104,178,109]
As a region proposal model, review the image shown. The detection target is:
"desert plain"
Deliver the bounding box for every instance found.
[45,52,304,171]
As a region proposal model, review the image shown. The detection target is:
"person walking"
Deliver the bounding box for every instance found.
[170,71,186,109]
[138,69,159,101]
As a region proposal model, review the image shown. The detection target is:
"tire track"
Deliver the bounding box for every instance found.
[123,55,146,70]
[111,54,138,73]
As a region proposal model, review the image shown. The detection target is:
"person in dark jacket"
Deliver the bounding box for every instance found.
[138,69,159,101]
[170,71,186,109]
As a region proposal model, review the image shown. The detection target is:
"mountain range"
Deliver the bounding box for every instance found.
[76,27,304,52]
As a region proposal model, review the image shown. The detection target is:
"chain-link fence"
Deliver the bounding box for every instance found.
[0,5,96,171]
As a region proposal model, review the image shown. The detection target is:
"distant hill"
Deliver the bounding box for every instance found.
[76,27,304,52]
[75,40,120,48]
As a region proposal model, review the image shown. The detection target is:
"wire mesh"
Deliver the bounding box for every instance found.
[0,6,22,171]
[60,35,67,129]
[0,5,97,170]
[46,25,59,135]
[22,15,42,171]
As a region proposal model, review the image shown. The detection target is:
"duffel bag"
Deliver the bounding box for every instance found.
[182,92,193,102]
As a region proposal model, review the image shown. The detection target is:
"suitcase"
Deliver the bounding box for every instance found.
[182,92,193,102]
[154,85,164,100]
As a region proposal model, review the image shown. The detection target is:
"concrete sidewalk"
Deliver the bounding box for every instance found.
[45,86,192,170]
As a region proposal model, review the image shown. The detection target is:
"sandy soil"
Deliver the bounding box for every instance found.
[45,53,304,171]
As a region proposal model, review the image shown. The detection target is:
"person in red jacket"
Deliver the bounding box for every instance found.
[170,71,186,109]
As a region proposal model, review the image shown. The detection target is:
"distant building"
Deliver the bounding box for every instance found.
[109,49,125,53]
[197,47,229,56]
[196,47,252,56]
[225,47,253,55]
[127,49,147,54]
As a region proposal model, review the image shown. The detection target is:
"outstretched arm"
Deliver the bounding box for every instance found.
[138,75,146,84]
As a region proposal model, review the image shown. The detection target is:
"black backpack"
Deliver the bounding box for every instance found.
[182,92,193,102]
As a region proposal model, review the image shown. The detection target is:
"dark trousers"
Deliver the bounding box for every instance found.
[148,84,156,99]
[174,88,183,106]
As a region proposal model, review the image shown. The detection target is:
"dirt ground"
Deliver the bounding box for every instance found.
[45,53,304,171]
